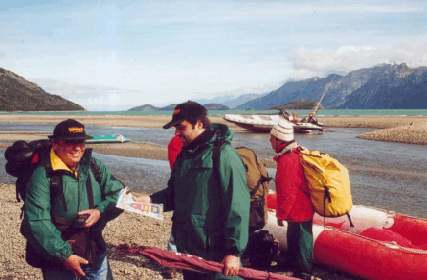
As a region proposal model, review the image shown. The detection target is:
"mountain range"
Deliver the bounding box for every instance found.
[0,67,83,111]
[2,63,427,111]
[195,93,264,109]
[237,63,427,109]
[128,103,229,111]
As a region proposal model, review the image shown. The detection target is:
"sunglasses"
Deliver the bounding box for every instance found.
[62,140,86,145]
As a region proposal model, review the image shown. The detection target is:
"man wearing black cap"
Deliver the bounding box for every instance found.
[21,119,124,280]
[151,101,250,280]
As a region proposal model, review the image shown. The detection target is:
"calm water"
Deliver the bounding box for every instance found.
[1,108,427,116]
[0,124,426,218]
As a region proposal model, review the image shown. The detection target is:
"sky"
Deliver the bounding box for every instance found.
[1,0,427,110]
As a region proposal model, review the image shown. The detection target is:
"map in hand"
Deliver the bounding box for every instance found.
[116,188,163,220]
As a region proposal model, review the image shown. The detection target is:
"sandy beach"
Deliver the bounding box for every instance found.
[320,115,427,144]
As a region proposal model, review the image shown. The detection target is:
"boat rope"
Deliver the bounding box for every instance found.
[329,228,427,255]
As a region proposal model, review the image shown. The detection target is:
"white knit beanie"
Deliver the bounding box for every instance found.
[270,119,294,142]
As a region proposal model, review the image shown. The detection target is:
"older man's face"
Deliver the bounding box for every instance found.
[53,140,85,168]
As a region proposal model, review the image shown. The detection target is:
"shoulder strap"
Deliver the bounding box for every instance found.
[86,175,95,209]
[212,140,227,203]
[86,154,100,209]
[49,172,67,213]
[212,140,225,182]
[212,141,227,220]
[39,146,69,214]
[275,141,299,156]
[89,158,102,184]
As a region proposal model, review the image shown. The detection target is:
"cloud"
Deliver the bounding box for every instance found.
[2,1,426,108]
[290,40,427,78]
[34,79,145,111]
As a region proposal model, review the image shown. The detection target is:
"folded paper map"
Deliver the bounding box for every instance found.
[116,188,163,220]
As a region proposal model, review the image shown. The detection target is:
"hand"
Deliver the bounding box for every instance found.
[277,219,284,226]
[63,254,88,278]
[78,209,101,228]
[222,255,240,276]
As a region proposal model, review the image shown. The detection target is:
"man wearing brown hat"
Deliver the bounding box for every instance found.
[150,101,250,280]
[21,119,124,280]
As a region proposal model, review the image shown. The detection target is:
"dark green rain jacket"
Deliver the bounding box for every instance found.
[21,149,123,265]
[152,124,250,263]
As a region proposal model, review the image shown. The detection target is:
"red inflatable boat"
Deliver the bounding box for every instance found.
[265,193,427,280]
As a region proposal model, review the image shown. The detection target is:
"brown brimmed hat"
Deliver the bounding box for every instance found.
[48,119,92,141]
[163,101,207,129]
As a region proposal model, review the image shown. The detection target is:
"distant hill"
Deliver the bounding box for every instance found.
[237,63,427,109]
[128,104,159,112]
[203,104,229,110]
[272,100,320,110]
[196,93,264,109]
[159,104,177,111]
[127,104,175,111]
[128,103,229,111]
[0,67,84,111]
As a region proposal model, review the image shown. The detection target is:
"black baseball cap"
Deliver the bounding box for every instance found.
[163,101,208,129]
[48,119,92,141]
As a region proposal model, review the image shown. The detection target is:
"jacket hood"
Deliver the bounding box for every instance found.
[208,123,233,144]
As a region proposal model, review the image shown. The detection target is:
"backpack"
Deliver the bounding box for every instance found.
[213,144,271,231]
[299,148,353,218]
[244,229,279,269]
[4,139,102,204]
[5,139,51,202]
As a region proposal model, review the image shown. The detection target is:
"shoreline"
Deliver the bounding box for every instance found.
[0,114,426,145]
[0,113,426,128]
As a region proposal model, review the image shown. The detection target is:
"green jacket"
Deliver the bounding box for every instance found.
[152,124,250,261]
[21,149,123,264]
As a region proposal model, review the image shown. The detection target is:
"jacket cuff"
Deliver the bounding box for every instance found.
[56,245,73,263]
[96,202,108,213]
[224,246,241,257]
[150,193,162,204]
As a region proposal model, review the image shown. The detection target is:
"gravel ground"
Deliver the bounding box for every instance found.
[0,183,181,280]
[0,183,360,280]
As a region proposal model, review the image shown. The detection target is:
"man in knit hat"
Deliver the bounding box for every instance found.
[269,119,314,278]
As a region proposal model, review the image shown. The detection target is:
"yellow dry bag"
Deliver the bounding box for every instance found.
[300,148,352,217]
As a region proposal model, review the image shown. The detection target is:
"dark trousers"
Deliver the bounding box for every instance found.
[286,221,313,273]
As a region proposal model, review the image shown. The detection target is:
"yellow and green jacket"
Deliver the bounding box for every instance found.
[21,148,123,265]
